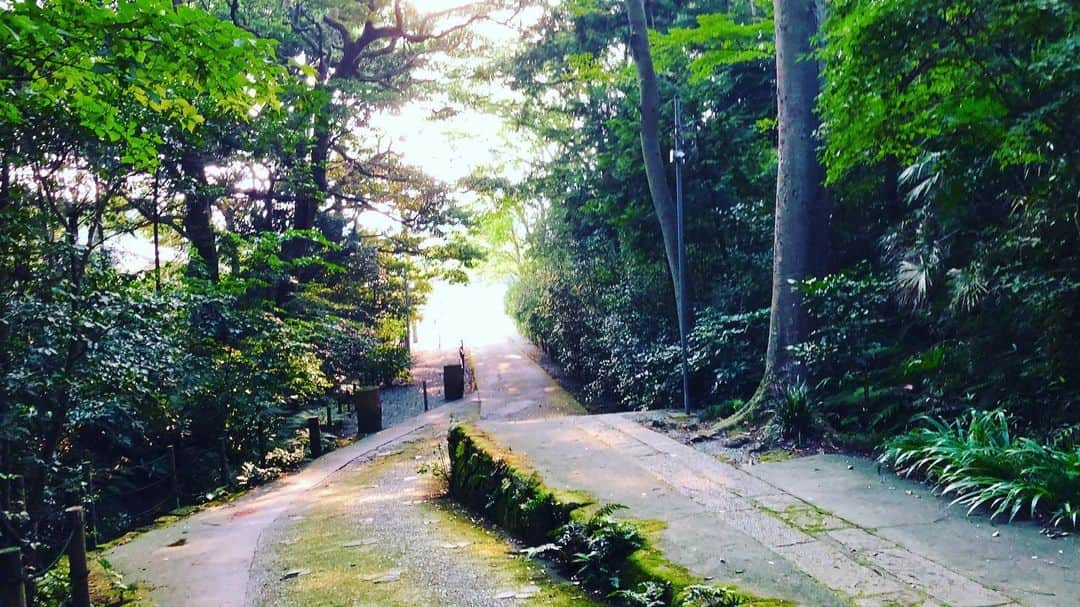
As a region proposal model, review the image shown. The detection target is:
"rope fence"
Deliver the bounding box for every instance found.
[0,444,184,607]
[2,399,377,605]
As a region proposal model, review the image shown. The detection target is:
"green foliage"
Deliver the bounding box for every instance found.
[700,400,742,422]
[501,0,774,413]
[677,585,743,607]
[612,580,668,607]
[881,410,1080,527]
[652,12,774,82]
[819,0,1077,181]
[558,504,646,589]
[764,382,817,445]
[0,0,284,168]
[0,0,463,577]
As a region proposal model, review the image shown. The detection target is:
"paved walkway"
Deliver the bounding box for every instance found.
[106,402,478,607]
[476,414,1079,607]
[104,332,577,605]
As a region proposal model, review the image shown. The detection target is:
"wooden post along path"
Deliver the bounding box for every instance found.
[307,416,322,458]
[0,546,27,607]
[65,506,91,607]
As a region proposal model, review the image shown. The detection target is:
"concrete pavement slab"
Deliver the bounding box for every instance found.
[475,415,1057,606]
[749,454,1079,606]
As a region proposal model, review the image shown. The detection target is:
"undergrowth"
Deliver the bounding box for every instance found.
[526,504,646,595]
[880,409,1079,528]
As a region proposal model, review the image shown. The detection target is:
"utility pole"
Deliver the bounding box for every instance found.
[673,96,690,414]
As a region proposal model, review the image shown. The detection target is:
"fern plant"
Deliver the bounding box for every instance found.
[679,585,743,607]
[610,580,667,607]
[881,410,1079,527]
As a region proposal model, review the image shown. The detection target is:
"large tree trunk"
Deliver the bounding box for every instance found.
[181,152,219,282]
[624,0,691,347]
[698,0,829,437]
[759,0,828,386]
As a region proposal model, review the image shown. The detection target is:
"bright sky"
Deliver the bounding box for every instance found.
[376,1,533,183]
[361,1,539,233]
[378,102,512,184]
[415,278,517,349]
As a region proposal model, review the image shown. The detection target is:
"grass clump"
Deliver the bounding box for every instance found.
[764,382,818,446]
[881,409,1079,527]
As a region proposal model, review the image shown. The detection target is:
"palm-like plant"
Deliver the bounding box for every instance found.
[881,410,1079,527]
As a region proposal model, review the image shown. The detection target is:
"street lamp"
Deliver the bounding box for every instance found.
[673,96,690,414]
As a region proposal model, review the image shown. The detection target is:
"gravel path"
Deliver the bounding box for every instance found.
[378,347,464,428]
[246,434,596,607]
[105,281,593,606]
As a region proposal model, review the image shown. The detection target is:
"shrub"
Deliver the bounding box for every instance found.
[881,410,1080,527]
[765,382,818,445]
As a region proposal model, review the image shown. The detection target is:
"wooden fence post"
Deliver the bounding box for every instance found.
[422,380,429,412]
[218,438,231,489]
[257,421,267,466]
[355,387,382,434]
[83,468,97,551]
[12,476,24,509]
[307,417,322,459]
[325,404,333,427]
[166,446,180,510]
[65,506,90,607]
[0,546,27,607]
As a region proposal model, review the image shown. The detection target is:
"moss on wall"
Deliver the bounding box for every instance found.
[447,424,790,607]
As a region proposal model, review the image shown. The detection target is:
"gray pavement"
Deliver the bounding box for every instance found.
[476,414,1080,607]
[473,337,587,421]
[103,332,578,605]
[105,401,478,607]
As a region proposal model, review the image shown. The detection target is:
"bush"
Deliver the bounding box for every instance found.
[765,382,818,445]
[881,410,1080,527]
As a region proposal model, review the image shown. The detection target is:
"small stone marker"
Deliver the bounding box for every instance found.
[362,569,402,583]
[280,568,310,581]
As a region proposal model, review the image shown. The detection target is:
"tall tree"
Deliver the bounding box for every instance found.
[750,0,828,404]
[624,0,691,387]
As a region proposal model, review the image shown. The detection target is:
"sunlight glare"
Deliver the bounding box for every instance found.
[407,0,475,14]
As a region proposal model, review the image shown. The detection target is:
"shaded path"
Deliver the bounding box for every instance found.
[246,435,598,607]
[475,414,1080,607]
[105,279,586,606]
[105,405,475,607]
